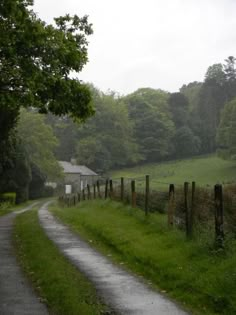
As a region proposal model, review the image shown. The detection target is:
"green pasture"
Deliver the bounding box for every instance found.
[110,155,236,189]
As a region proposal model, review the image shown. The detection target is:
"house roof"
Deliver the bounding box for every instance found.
[59,161,98,176]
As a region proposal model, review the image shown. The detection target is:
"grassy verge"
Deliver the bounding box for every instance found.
[0,200,35,217]
[51,200,236,315]
[13,209,112,315]
[110,155,236,188]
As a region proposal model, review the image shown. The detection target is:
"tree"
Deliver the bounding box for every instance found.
[17,109,62,180]
[28,163,47,199]
[223,56,236,101]
[125,88,174,162]
[172,126,201,158]
[205,64,226,85]
[0,0,93,122]
[75,87,141,172]
[0,0,93,195]
[180,81,202,111]
[217,98,236,160]
[168,92,189,128]
[196,64,228,153]
[46,114,79,161]
[0,140,32,203]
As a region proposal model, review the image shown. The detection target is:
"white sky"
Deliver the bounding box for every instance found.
[33,0,236,95]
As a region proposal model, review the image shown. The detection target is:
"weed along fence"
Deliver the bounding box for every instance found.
[59,177,236,248]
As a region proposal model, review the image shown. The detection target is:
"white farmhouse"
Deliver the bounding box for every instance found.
[59,160,98,194]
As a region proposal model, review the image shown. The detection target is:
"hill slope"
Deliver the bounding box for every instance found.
[110,155,236,187]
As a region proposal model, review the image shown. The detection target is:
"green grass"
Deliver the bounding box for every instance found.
[0,200,35,217]
[13,209,112,315]
[110,155,236,189]
[51,200,236,315]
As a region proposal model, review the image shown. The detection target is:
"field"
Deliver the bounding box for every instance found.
[110,155,236,188]
[51,200,236,315]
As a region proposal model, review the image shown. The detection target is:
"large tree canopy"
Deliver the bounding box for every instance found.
[125,88,175,162]
[0,0,93,129]
[0,0,93,197]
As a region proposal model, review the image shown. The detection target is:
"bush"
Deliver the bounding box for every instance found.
[43,186,54,198]
[0,192,16,205]
[0,201,11,211]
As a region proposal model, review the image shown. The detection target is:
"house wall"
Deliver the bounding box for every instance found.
[64,173,81,193]
[62,173,99,193]
[80,175,99,191]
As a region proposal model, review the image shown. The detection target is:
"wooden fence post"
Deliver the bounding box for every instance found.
[191,181,196,235]
[145,175,150,216]
[93,184,96,199]
[214,184,224,248]
[97,180,101,198]
[105,179,108,199]
[168,184,175,226]
[87,184,91,200]
[184,182,192,238]
[82,189,86,201]
[121,177,124,202]
[109,179,113,199]
[131,180,136,208]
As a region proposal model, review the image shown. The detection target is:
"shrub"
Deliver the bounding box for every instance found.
[0,201,11,211]
[0,192,16,205]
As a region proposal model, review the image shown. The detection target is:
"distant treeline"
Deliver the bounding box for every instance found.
[47,56,236,173]
[1,56,236,203]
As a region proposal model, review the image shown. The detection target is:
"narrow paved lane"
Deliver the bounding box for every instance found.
[0,203,49,315]
[39,202,190,315]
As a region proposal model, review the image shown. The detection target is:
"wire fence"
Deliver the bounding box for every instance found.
[59,176,236,248]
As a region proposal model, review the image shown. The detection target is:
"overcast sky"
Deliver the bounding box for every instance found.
[33,0,236,95]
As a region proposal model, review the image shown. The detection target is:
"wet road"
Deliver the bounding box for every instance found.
[39,202,190,315]
[0,203,49,315]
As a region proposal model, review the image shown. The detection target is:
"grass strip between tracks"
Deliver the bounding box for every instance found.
[13,208,112,315]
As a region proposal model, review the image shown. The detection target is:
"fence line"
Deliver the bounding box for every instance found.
[59,177,236,248]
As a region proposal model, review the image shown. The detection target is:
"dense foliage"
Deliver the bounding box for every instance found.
[0,0,93,201]
[17,109,62,180]
[49,57,236,173]
[217,98,236,160]
[0,0,235,201]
